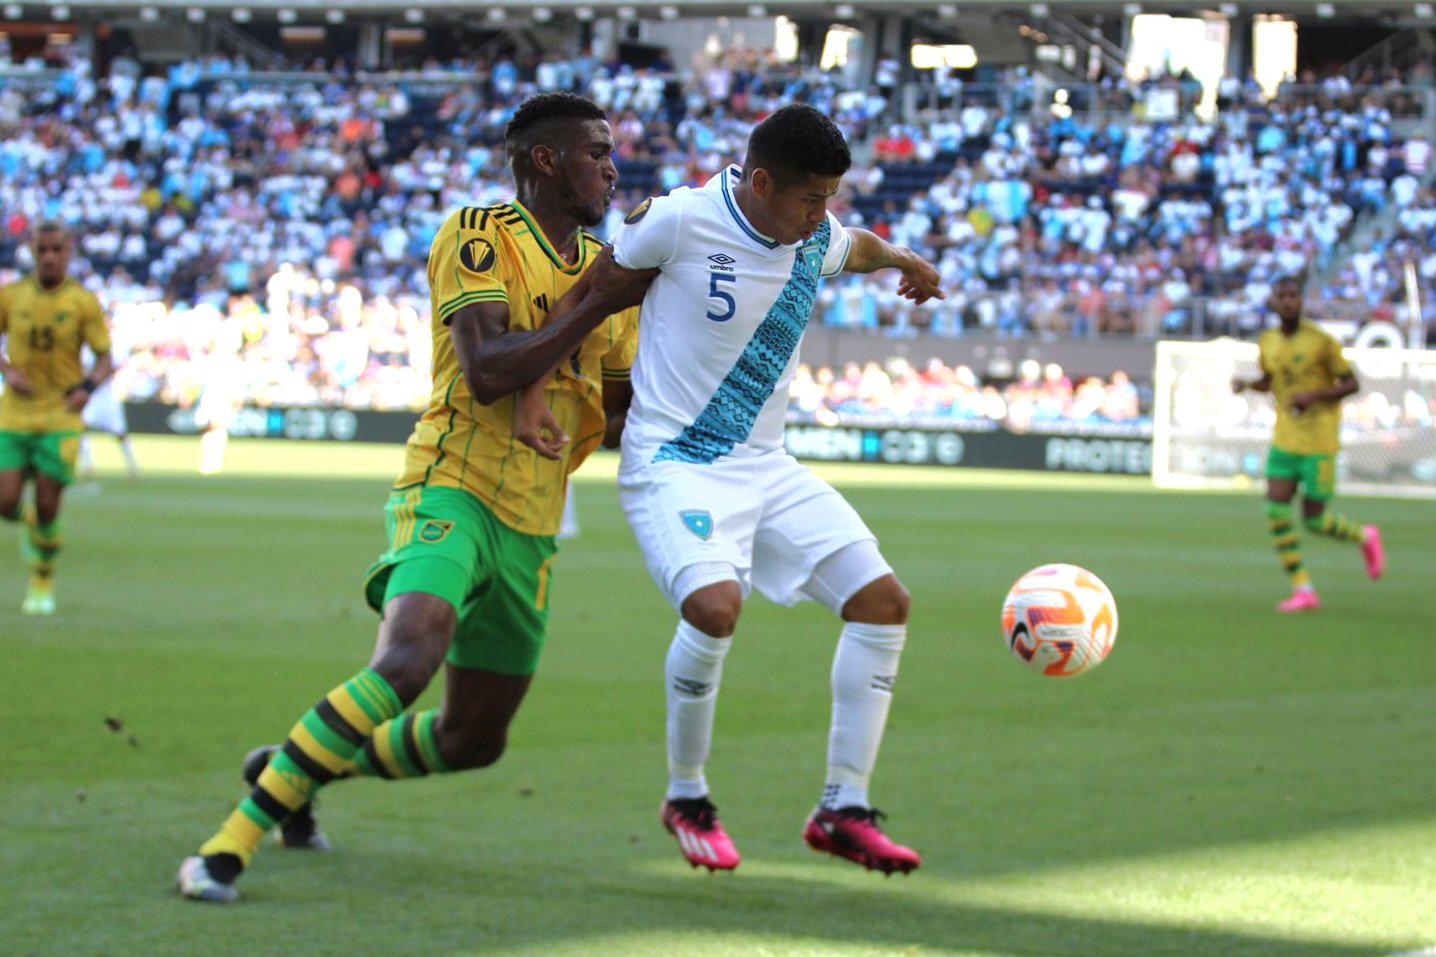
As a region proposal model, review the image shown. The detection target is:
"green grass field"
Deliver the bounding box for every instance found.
[3,436,1433,957]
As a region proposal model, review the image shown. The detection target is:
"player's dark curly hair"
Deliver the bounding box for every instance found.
[505,92,607,174]
[743,104,852,185]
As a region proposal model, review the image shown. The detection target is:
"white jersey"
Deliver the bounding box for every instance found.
[612,165,852,470]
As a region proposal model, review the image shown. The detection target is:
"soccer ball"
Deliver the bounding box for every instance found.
[1001,564,1118,677]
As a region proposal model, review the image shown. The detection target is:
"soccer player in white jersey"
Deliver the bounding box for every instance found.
[517,105,943,874]
[79,341,140,480]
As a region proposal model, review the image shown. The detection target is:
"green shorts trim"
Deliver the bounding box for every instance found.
[363,486,558,676]
[1266,447,1336,502]
[0,430,80,485]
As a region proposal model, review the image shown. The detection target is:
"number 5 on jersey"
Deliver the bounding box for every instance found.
[706,271,737,322]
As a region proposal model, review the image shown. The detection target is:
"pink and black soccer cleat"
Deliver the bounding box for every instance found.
[1361,525,1385,580]
[1277,589,1321,613]
[661,797,741,872]
[803,806,921,875]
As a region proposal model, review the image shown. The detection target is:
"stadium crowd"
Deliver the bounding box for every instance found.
[0,43,1431,422]
[788,358,1147,431]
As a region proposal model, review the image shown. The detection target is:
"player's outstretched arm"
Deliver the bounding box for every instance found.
[512,249,657,458]
[840,227,945,304]
[450,300,600,406]
[543,247,659,339]
[449,247,652,410]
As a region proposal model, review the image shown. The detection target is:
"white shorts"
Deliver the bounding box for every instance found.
[82,385,128,435]
[619,451,892,614]
[195,390,237,431]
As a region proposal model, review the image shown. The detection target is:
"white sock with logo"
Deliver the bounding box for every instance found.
[822,622,906,811]
[665,620,731,801]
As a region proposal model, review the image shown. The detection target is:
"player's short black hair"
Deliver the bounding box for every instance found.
[1273,273,1305,290]
[504,92,608,172]
[743,104,852,186]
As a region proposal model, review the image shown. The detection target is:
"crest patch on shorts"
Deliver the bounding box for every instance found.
[679,509,713,541]
[418,519,454,544]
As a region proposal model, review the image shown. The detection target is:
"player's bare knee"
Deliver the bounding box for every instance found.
[842,575,910,625]
[437,728,507,770]
[681,582,742,638]
[371,593,456,704]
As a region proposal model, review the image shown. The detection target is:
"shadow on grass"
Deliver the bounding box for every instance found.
[223,851,1393,957]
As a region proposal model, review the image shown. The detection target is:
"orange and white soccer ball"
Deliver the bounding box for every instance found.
[1001,564,1118,677]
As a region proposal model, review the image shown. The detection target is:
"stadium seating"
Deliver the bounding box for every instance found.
[0,48,1431,427]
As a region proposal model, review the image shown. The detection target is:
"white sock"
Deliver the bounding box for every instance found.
[119,435,139,478]
[823,622,906,811]
[199,430,227,475]
[665,619,731,801]
[76,436,94,477]
[558,486,580,540]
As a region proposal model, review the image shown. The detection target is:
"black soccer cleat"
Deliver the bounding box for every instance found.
[240,744,332,851]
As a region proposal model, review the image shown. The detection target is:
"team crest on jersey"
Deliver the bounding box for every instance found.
[418,519,454,544]
[625,198,653,224]
[679,510,713,541]
[459,237,496,273]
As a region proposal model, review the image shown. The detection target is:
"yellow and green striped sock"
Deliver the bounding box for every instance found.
[1304,510,1364,544]
[198,668,402,875]
[1267,501,1312,590]
[351,708,452,779]
[29,519,62,580]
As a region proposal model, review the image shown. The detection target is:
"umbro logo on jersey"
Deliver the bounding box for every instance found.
[680,509,713,540]
[707,254,736,271]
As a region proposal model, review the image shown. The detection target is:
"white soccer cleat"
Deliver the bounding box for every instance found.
[21,577,55,616]
[176,856,239,904]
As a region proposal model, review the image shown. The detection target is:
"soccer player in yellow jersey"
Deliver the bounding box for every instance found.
[1233,276,1385,613]
[178,93,656,902]
[0,221,114,615]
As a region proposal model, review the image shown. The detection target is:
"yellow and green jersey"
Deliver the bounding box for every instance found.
[396,201,639,537]
[0,276,111,433]
[1258,320,1352,456]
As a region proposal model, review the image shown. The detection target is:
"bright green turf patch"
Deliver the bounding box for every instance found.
[1,437,1432,957]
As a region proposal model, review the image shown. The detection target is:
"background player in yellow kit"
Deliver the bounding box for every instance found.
[1233,276,1385,613]
[0,221,114,615]
[177,92,657,902]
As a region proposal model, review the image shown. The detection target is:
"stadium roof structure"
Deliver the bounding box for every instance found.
[14,0,1436,15]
